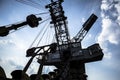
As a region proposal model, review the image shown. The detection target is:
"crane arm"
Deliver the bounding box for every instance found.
[72,13,98,42]
[0,14,42,37]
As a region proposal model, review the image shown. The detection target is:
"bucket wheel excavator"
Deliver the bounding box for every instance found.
[0,0,104,80]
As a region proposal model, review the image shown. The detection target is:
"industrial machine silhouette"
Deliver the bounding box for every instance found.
[0,0,104,80]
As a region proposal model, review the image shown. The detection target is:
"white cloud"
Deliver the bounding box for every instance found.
[10,33,28,50]
[115,3,120,25]
[101,2,109,10]
[98,18,120,45]
[103,52,112,59]
[98,18,120,46]
[0,33,31,78]
[98,0,120,46]
[0,33,28,51]
[97,2,120,72]
[117,16,120,25]
[97,0,120,72]
[0,56,28,78]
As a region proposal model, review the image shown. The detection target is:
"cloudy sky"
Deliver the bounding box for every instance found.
[0,0,120,80]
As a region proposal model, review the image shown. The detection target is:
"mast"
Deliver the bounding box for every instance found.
[46,0,72,79]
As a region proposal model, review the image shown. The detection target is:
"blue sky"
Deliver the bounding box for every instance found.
[0,0,120,80]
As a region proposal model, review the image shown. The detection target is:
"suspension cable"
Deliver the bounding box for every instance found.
[29,18,50,48]
[16,0,39,9]
[16,0,45,10]
[38,0,49,6]
[39,17,50,25]
[52,33,56,43]
[36,23,50,47]
[29,0,44,8]
[35,12,49,15]
[48,28,55,44]
[45,25,50,45]
[29,25,45,48]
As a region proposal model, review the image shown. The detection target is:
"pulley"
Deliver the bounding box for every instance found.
[26,14,42,28]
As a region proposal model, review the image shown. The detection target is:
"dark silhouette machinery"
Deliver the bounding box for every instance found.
[0,0,104,80]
